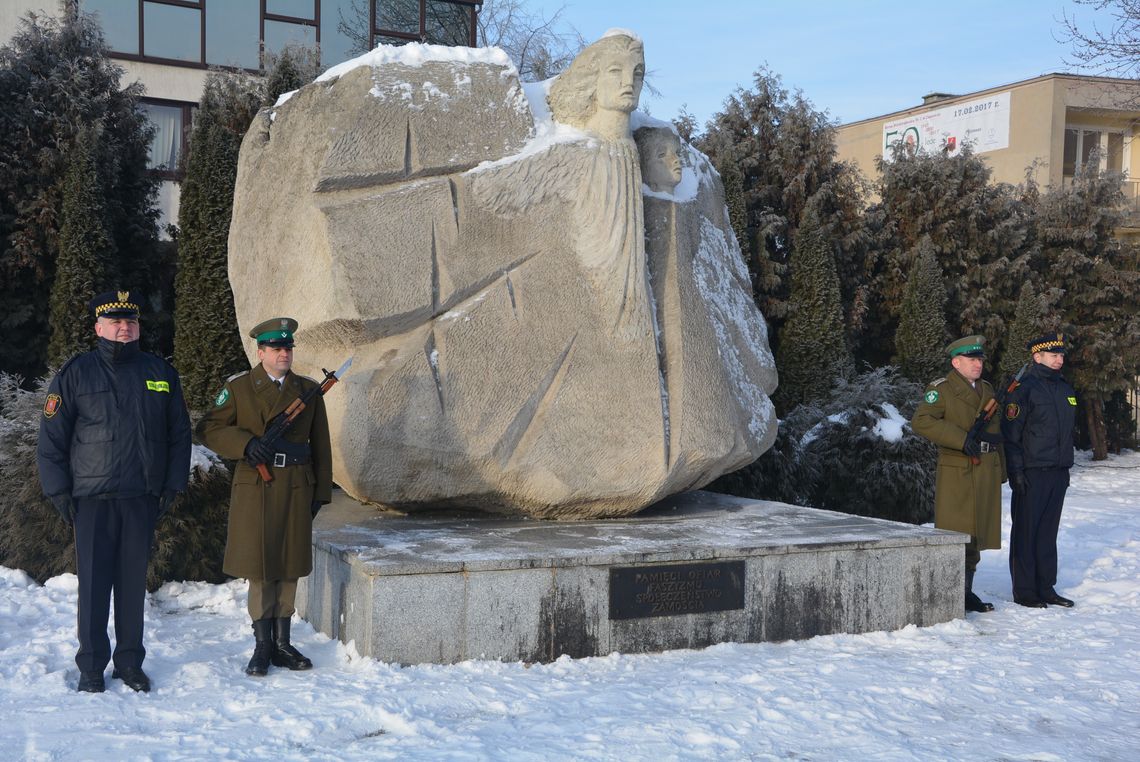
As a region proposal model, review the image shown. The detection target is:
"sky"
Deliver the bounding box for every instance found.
[3,449,1138,760]
[527,0,1119,128]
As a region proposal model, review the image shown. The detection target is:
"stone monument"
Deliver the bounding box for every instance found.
[227,32,776,518]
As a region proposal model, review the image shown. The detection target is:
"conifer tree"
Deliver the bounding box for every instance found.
[0,5,156,380]
[174,49,320,410]
[775,210,852,410]
[174,72,264,410]
[998,285,1050,382]
[869,145,1036,367]
[894,237,947,384]
[698,68,870,357]
[263,44,321,107]
[47,126,113,366]
[1036,163,1140,459]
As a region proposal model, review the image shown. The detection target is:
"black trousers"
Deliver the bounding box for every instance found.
[73,495,158,673]
[1009,467,1069,600]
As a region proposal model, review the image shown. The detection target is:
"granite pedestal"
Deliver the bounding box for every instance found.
[297,491,966,665]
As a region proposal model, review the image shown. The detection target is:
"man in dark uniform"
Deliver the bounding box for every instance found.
[196,318,332,676]
[1001,332,1077,609]
[37,290,191,693]
[911,335,1005,614]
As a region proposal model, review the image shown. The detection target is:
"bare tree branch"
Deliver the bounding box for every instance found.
[1058,0,1140,78]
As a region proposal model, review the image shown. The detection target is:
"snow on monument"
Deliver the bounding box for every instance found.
[226,32,777,518]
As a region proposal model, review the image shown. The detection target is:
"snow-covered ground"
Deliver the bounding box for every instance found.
[2,451,1138,761]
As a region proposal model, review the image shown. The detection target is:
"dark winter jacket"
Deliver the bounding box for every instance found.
[37,338,192,499]
[1000,361,1076,474]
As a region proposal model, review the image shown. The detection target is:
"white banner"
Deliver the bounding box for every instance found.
[883,91,1010,160]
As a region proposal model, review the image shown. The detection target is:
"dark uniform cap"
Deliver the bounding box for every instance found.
[946,335,986,359]
[250,317,298,347]
[89,290,141,319]
[1027,332,1067,354]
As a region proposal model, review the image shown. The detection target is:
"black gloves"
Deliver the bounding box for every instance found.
[158,490,178,519]
[1009,471,1029,495]
[51,494,76,525]
[962,434,982,458]
[977,431,1003,445]
[311,500,325,518]
[244,436,275,466]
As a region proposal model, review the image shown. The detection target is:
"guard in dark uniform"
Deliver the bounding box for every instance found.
[196,318,332,676]
[37,291,192,693]
[911,336,1005,614]
[1001,332,1077,609]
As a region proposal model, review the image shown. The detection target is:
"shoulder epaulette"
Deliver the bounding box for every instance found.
[56,354,81,375]
[297,374,318,384]
[226,370,250,383]
[930,377,946,387]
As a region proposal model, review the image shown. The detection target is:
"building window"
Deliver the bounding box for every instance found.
[83,0,140,55]
[82,1,479,71]
[140,100,194,179]
[1065,127,1125,176]
[143,1,204,63]
[205,3,261,70]
[372,0,479,47]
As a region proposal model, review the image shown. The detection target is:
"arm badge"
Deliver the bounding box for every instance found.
[43,393,61,418]
[1005,403,1020,420]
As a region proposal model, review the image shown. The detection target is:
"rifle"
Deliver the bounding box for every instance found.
[250,357,352,482]
[965,362,1029,465]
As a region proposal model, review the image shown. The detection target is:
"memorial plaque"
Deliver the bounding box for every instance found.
[609,560,745,620]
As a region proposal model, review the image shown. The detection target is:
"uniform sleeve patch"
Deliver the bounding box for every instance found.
[43,393,61,418]
[1067,396,1077,406]
[924,390,939,404]
[214,387,230,407]
[1005,403,1020,420]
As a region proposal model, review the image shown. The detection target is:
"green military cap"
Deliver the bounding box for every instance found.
[946,335,986,358]
[249,317,298,347]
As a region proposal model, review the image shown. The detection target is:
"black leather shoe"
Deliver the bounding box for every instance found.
[77,671,105,693]
[112,666,151,693]
[965,592,994,613]
[1014,597,1048,609]
[1043,592,1075,608]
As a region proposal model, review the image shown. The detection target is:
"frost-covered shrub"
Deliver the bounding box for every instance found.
[0,373,230,589]
[709,367,937,524]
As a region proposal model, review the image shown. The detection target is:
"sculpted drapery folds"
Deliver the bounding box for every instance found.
[224,35,778,517]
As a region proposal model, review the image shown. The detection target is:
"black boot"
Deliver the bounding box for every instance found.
[245,618,275,676]
[965,569,994,613]
[270,617,313,671]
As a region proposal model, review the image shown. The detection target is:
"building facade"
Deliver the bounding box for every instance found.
[836,73,1140,237]
[1,0,480,232]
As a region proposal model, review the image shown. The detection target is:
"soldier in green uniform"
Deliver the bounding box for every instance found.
[911,335,1005,614]
[196,318,332,676]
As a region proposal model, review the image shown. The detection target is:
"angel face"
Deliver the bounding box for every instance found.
[594,45,645,115]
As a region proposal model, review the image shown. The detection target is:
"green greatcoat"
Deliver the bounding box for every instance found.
[196,364,332,581]
[910,369,1005,550]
